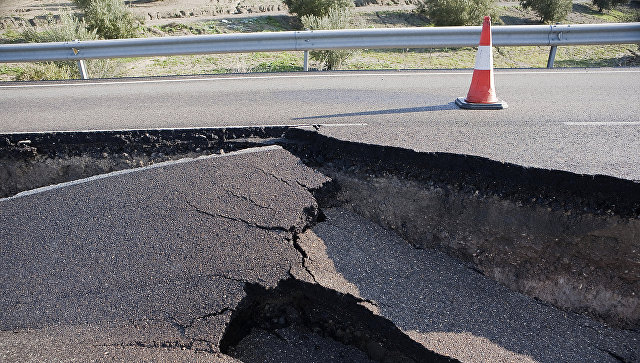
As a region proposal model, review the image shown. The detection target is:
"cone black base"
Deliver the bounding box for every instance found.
[455,97,508,110]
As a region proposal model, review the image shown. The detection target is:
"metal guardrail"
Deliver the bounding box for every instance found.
[1,22,639,77]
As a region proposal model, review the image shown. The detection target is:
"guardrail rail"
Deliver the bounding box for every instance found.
[1,22,639,78]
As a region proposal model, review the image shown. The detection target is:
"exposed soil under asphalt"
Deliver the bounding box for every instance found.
[1,126,639,361]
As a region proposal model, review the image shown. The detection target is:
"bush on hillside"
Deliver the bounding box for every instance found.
[591,0,629,11]
[301,6,355,70]
[417,0,495,26]
[20,12,96,80]
[20,12,116,80]
[519,0,572,23]
[21,12,96,43]
[284,0,353,19]
[73,0,142,39]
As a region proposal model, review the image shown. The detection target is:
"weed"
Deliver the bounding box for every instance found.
[0,65,26,80]
[284,0,354,19]
[14,11,120,80]
[17,12,98,80]
[22,12,97,43]
[252,58,302,72]
[16,62,75,81]
[158,21,220,35]
[0,29,23,44]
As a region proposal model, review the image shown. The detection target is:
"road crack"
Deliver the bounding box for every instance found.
[187,200,290,233]
[228,189,273,210]
[254,166,314,193]
[291,233,318,284]
[596,347,628,363]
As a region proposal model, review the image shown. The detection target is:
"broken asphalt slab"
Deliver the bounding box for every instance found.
[0,146,319,361]
[0,145,454,362]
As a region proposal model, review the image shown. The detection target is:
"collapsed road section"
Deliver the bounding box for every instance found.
[0,127,639,362]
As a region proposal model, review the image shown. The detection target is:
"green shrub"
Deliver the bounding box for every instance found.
[19,12,116,80]
[20,12,95,80]
[22,12,97,43]
[519,0,572,23]
[284,0,353,19]
[75,0,143,39]
[17,62,75,81]
[416,0,495,26]
[591,0,629,11]
[72,0,92,9]
[301,6,355,70]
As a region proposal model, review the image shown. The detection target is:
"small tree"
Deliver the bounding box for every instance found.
[417,0,495,26]
[520,0,572,23]
[284,0,353,19]
[301,6,355,70]
[591,0,628,12]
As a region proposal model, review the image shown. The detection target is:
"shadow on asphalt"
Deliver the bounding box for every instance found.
[220,279,457,362]
[292,103,458,120]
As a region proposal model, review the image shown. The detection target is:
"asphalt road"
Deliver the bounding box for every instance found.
[2,68,639,361]
[1,68,639,180]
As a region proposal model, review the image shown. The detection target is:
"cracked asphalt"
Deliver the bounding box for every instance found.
[0,146,328,361]
[1,144,638,362]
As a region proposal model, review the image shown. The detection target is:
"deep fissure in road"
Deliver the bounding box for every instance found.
[1,127,639,339]
[284,129,640,330]
[219,278,456,362]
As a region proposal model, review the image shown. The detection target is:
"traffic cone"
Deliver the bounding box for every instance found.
[456,16,507,110]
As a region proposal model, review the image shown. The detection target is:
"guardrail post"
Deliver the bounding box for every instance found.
[303,50,309,72]
[72,39,88,79]
[547,46,558,68]
[77,59,88,79]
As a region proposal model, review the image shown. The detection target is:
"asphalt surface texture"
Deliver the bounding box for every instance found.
[1,68,639,180]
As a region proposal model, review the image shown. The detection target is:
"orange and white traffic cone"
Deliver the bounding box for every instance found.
[456,16,507,110]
